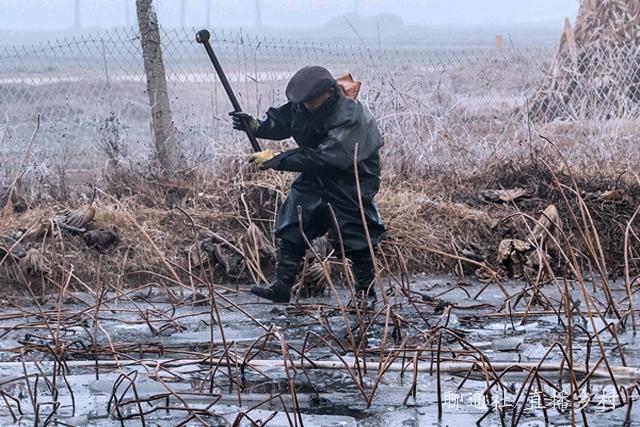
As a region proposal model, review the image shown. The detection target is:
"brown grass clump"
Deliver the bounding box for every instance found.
[378,185,498,273]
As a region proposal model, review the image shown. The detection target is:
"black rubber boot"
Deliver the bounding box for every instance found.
[250,240,303,303]
[250,283,291,303]
[348,249,377,304]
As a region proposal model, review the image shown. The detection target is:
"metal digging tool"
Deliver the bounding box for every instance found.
[196,29,262,152]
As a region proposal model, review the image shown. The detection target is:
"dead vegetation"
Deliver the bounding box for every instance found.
[0,141,637,424]
[0,100,638,427]
[0,141,637,298]
[531,0,640,121]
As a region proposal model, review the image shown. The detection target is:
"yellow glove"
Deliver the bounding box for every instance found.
[249,149,279,169]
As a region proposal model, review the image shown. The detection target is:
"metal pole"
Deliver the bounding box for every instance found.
[196,30,262,152]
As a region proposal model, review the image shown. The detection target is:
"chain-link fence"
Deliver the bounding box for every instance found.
[0,27,638,187]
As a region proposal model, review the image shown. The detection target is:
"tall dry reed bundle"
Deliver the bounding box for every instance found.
[531,0,640,121]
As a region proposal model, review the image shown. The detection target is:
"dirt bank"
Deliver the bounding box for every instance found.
[0,156,637,293]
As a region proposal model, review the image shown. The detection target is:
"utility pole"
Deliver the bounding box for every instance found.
[124,0,131,27]
[73,0,82,29]
[206,0,212,28]
[180,0,186,28]
[353,0,360,15]
[255,0,263,28]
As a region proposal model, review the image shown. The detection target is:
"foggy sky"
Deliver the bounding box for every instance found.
[1,0,580,31]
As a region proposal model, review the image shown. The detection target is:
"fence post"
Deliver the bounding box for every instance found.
[100,35,113,110]
[135,0,182,172]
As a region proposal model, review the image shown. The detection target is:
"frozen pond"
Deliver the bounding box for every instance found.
[0,275,638,426]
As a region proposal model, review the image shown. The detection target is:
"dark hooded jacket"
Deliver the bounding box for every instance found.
[256,88,385,252]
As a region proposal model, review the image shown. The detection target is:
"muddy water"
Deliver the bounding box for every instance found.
[0,276,638,426]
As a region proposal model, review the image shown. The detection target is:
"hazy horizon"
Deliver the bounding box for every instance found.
[1,0,580,31]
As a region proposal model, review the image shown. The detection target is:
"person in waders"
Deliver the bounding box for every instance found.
[230,65,385,304]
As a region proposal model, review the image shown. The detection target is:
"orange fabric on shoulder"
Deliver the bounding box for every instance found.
[336,73,362,100]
